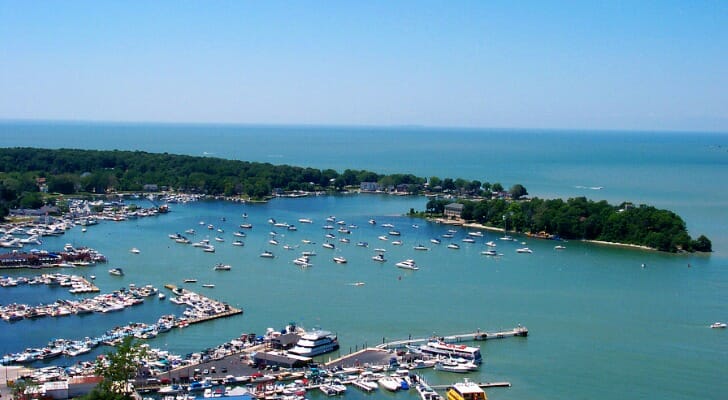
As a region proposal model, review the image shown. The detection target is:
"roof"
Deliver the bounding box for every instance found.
[445,203,464,211]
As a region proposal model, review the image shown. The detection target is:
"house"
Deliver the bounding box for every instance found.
[360,182,380,192]
[444,203,464,219]
[143,184,159,192]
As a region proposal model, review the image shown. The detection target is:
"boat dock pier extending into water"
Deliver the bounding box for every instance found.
[163,284,243,326]
[375,325,528,350]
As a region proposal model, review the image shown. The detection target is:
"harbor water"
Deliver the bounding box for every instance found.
[0,122,727,399]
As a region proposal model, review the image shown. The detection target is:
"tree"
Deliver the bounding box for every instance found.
[87,336,146,400]
[509,184,528,200]
[492,182,504,193]
[691,235,712,252]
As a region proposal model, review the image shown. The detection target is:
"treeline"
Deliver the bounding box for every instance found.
[426,197,711,253]
[0,147,503,216]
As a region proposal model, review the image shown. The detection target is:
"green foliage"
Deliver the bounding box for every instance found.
[450,196,709,253]
[88,336,146,400]
[509,184,528,199]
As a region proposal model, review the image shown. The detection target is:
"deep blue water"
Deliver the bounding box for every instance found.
[0,122,726,400]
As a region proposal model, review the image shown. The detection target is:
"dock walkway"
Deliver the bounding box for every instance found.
[376,325,528,350]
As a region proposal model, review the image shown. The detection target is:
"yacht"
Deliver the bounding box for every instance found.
[293,256,312,267]
[445,379,486,400]
[430,238,441,244]
[481,249,498,256]
[395,259,419,270]
[260,250,274,258]
[378,376,401,392]
[298,218,313,224]
[333,256,347,264]
[322,242,335,249]
[108,268,124,276]
[418,341,482,364]
[447,243,460,249]
[214,263,232,271]
[516,247,533,253]
[467,231,484,237]
[392,240,403,245]
[130,247,140,254]
[710,322,727,329]
[288,330,339,357]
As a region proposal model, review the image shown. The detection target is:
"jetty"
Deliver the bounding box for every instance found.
[376,325,528,350]
[164,285,243,327]
[431,382,512,389]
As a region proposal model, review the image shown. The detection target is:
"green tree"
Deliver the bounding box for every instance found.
[509,184,528,199]
[691,235,712,252]
[492,182,504,193]
[86,336,146,400]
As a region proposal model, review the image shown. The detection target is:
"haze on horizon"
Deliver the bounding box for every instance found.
[1,1,726,133]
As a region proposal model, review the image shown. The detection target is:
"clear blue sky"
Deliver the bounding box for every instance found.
[1,1,726,132]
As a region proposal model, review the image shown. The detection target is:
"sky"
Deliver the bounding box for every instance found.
[1,1,727,132]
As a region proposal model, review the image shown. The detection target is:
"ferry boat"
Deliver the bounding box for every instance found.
[395,259,420,270]
[419,341,482,364]
[288,330,339,357]
[445,379,486,400]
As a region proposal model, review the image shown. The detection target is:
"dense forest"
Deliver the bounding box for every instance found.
[0,147,711,252]
[425,197,712,253]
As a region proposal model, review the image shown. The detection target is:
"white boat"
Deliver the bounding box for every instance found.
[372,253,386,262]
[382,223,394,228]
[430,238,441,244]
[184,278,197,283]
[108,268,124,276]
[260,250,274,258]
[392,240,403,245]
[202,284,215,288]
[481,249,498,256]
[203,245,215,253]
[378,235,389,241]
[516,247,533,253]
[322,242,335,249]
[288,330,339,356]
[416,380,443,400]
[467,231,484,237]
[333,256,347,264]
[232,240,244,246]
[378,376,401,392]
[130,247,140,254]
[319,380,347,396]
[461,237,475,243]
[389,230,401,236]
[447,243,460,249]
[368,219,376,225]
[486,241,497,247]
[158,293,166,300]
[433,359,475,373]
[419,341,482,364]
[214,263,232,271]
[554,245,566,250]
[396,259,420,270]
[710,322,727,328]
[413,244,429,251]
[298,218,313,224]
[214,237,225,242]
[233,231,246,237]
[269,239,279,245]
[293,256,312,267]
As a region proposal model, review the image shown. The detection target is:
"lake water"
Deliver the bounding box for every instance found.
[0,122,726,399]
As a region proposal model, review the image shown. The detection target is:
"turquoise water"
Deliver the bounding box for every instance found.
[1,122,727,399]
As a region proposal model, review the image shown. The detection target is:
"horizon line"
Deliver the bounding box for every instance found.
[1,117,726,136]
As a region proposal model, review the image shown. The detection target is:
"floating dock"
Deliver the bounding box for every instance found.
[431,382,511,389]
[376,326,528,350]
[164,284,243,326]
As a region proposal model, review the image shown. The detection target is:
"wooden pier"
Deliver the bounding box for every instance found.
[375,326,528,349]
[164,284,243,326]
[431,382,511,389]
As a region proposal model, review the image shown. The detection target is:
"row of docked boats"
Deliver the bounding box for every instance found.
[1,282,162,322]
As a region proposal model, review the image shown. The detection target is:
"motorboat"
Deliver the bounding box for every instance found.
[288,330,339,356]
[214,237,225,242]
[418,341,482,364]
[711,322,727,329]
[333,256,347,264]
[158,293,166,300]
[108,268,124,276]
[554,245,566,250]
[433,359,477,373]
[129,247,140,254]
[392,240,403,245]
[467,231,484,237]
[413,244,429,251]
[319,380,347,396]
[461,237,475,243]
[481,250,498,256]
[240,223,253,229]
[486,241,497,247]
[378,376,401,392]
[298,218,313,224]
[269,239,279,245]
[233,231,246,237]
[260,250,274,258]
[293,256,312,267]
[184,278,197,283]
[202,245,215,253]
[516,247,533,253]
[445,378,486,400]
[396,259,420,270]
[368,219,376,225]
[389,230,401,236]
[430,238,441,244]
[416,380,443,400]
[214,263,232,271]
[232,240,244,246]
[357,241,369,247]
[372,253,386,262]
[322,242,335,249]
[202,284,215,288]
[447,243,460,249]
